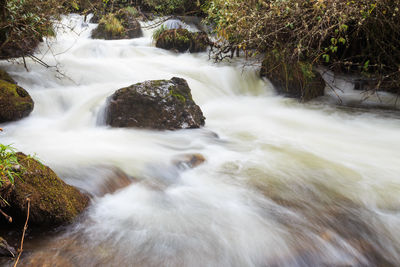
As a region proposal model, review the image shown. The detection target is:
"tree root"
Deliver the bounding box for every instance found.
[0,208,12,223]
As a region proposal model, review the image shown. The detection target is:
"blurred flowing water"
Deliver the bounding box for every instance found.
[1,15,400,266]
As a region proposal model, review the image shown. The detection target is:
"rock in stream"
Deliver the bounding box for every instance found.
[0,153,89,226]
[105,77,205,130]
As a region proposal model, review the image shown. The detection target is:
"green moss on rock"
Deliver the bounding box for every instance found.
[156,29,192,52]
[0,153,89,226]
[0,79,34,122]
[105,77,205,130]
[169,87,187,103]
[155,29,210,53]
[91,9,142,40]
[92,14,125,40]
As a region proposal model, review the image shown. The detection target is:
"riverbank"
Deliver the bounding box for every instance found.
[1,14,400,266]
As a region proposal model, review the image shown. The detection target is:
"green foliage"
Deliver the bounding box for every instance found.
[92,7,143,40]
[152,25,167,41]
[124,6,138,17]
[143,0,203,15]
[299,62,316,82]
[0,0,67,58]
[261,50,325,101]
[102,13,125,36]
[0,144,22,187]
[4,0,57,36]
[70,0,80,10]
[205,0,400,92]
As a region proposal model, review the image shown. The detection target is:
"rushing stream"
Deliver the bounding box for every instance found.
[1,15,400,266]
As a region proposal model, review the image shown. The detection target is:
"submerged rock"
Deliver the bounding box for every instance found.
[105,77,205,130]
[66,166,135,197]
[172,153,206,170]
[25,252,74,267]
[91,8,142,40]
[95,168,133,196]
[0,79,34,122]
[0,153,89,226]
[155,29,210,53]
[261,53,325,101]
[20,233,110,267]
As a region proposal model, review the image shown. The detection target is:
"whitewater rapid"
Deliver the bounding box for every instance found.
[1,15,400,266]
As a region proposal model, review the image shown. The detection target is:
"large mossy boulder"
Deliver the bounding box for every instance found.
[105,77,205,130]
[91,8,142,40]
[261,52,326,101]
[155,29,210,53]
[0,153,89,226]
[0,79,34,122]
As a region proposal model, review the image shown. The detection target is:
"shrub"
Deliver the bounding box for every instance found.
[0,0,67,59]
[0,144,22,187]
[124,6,139,17]
[142,0,204,15]
[152,25,167,41]
[92,9,142,40]
[205,0,400,93]
[103,14,125,36]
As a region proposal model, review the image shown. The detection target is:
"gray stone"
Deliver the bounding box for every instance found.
[105,77,205,130]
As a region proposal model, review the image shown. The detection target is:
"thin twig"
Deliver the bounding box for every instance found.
[13,198,30,267]
[326,82,343,104]
[22,56,28,72]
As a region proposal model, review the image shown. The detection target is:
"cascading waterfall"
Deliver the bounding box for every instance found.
[1,14,400,267]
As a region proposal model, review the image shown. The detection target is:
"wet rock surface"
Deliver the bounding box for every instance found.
[63,166,135,197]
[105,77,205,130]
[172,153,206,170]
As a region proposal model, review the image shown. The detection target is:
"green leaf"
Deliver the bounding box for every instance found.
[322,54,330,63]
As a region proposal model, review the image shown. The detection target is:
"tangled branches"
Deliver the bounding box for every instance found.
[206,0,400,93]
[0,0,69,59]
